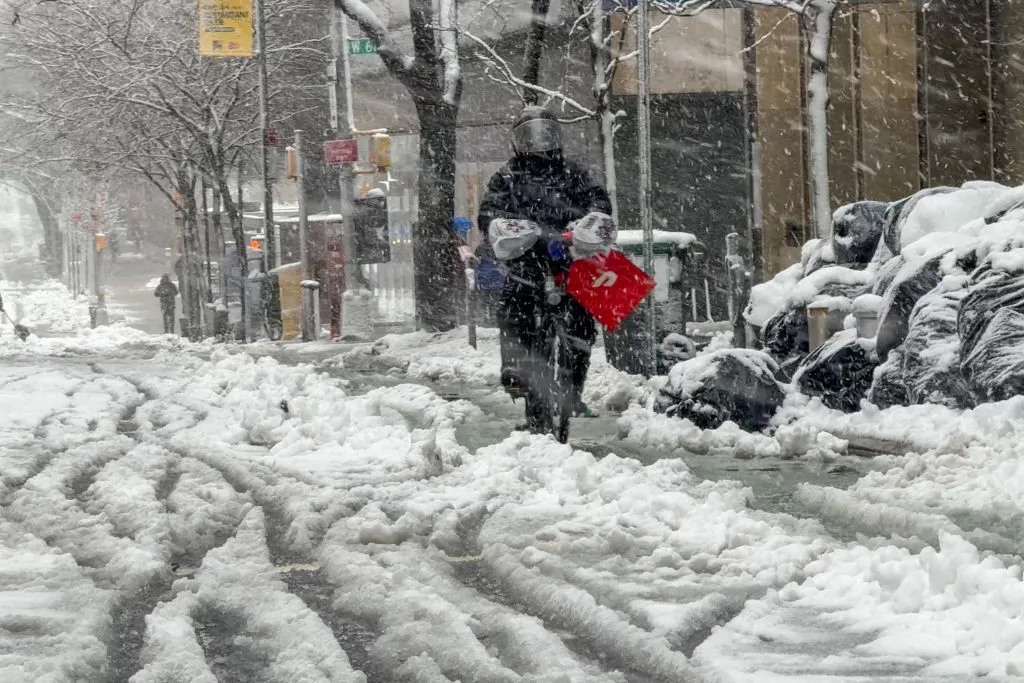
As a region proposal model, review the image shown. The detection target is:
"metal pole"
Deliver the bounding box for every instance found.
[296,129,315,341]
[255,0,276,271]
[94,192,107,326]
[330,11,360,298]
[636,0,657,376]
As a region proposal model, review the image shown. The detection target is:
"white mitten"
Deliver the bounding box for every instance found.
[489,218,541,261]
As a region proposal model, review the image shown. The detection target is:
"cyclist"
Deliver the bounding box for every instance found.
[478,105,613,433]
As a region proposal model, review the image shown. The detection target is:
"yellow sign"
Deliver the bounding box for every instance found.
[198,0,253,58]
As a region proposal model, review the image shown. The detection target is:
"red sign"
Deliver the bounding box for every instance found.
[324,139,359,165]
[264,129,278,146]
[567,250,655,332]
[71,212,81,222]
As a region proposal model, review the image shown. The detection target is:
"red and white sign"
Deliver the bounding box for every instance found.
[71,212,81,222]
[567,249,655,332]
[324,139,359,165]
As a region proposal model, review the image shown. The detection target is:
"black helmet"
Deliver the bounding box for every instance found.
[511,106,562,156]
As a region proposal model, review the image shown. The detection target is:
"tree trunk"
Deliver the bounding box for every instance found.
[590,4,618,221]
[413,98,462,331]
[180,181,205,339]
[28,190,62,275]
[522,0,551,104]
[805,0,836,239]
[214,170,248,341]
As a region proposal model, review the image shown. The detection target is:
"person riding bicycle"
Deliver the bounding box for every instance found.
[478,105,613,433]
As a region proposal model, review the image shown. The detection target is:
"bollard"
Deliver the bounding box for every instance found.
[852,294,882,339]
[855,311,880,339]
[301,280,321,341]
[807,305,830,351]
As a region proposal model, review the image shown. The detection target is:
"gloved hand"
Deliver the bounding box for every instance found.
[547,239,571,263]
[489,218,541,261]
[571,212,618,248]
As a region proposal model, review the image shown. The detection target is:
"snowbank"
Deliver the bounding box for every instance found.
[332,325,648,414]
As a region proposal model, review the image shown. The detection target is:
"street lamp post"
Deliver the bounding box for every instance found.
[255,0,276,271]
[636,0,657,375]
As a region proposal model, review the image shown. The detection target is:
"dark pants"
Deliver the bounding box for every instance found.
[497,255,595,418]
[161,305,175,334]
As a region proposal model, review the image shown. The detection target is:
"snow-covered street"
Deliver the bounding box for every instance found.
[1,326,1023,682]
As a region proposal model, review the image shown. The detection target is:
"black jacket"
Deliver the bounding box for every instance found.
[477,155,612,239]
[155,280,178,308]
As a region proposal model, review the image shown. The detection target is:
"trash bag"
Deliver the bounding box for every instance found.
[801,238,835,276]
[793,330,878,412]
[961,308,1024,402]
[659,333,696,370]
[875,252,948,359]
[831,201,889,266]
[900,281,973,408]
[958,257,1024,402]
[762,279,868,376]
[868,348,910,408]
[882,187,957,255]
[762,306,809,362]
[654,349,786,432]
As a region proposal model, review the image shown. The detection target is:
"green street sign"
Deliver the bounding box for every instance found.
[347,38,377,56]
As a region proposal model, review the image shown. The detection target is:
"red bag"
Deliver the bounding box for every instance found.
[567,250,655,332]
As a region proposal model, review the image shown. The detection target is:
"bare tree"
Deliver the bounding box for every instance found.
[333,0,464,331]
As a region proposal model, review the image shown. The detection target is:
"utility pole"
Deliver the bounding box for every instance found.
[295,130,317,341]
[636,0,657,376]
[255,0,276,271]
[329,8,366,339]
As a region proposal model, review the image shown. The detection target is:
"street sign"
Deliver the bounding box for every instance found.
[264,129,278,146]
[347,38,376,56]
[71,212,81,222]
[324,139,359,165]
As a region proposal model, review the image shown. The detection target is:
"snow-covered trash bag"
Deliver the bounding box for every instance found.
[867,348,910,408]
[867,277,973,409]
[830,200,888,266]
[801,237,835,275]
[958,253,1024,402]
[898,276,973,408]
[761,266,872,378]
[881,182,1010,256]
[659,333,695,365]
[744,263,802,331]
[880,186,956,255]
[654,349,786,431]
[793,330,878,412]
[760,307,809,380]
[875,251,951,359]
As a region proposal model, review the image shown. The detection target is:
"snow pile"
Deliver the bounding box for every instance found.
[0,322,192,357]
[137,508,366,683]
[332,325,648,414]
[653,349,785,431]
[694,532,1024,679]
[0,525,113,681]
[320,429,830,681]
[0,279,90,332]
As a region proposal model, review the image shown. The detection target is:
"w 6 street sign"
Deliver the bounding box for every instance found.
[348,38,376,56]
[324,139,359,165]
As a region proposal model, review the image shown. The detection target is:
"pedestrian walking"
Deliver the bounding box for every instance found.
[154,274,179,334]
